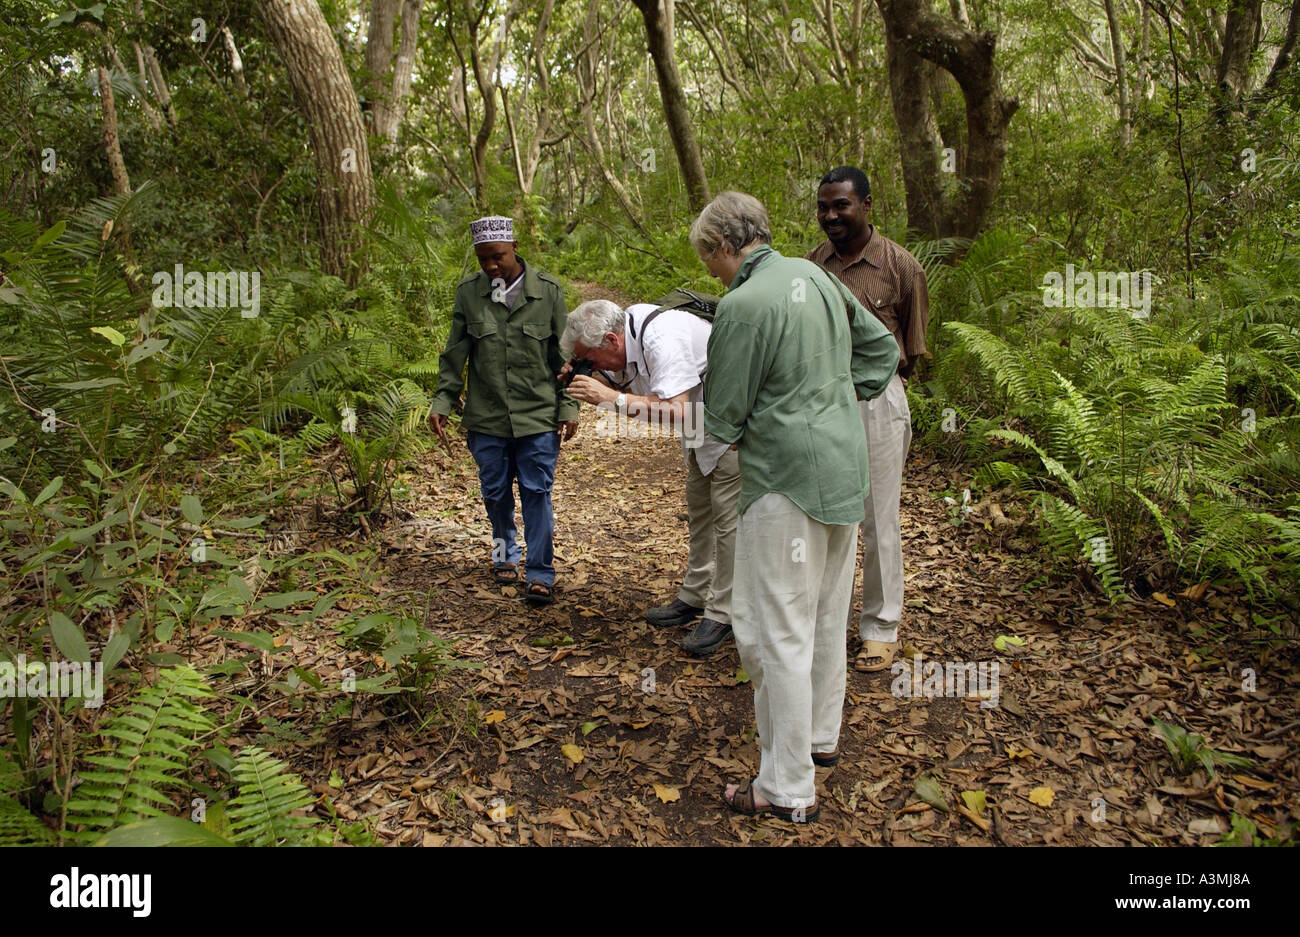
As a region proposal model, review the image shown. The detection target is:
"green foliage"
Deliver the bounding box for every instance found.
[64,665,214,840]
[1153,718,1255,780]
[225,746,321,847]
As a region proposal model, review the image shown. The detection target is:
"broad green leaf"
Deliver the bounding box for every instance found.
[211,630,276,652]
[252,591,317,610]
[102,631,131,671]
[33,475,63,506]
[94,815,232,847]
[34,220,66,248]
[180,495,203,525]
[125,337,168,366]
[993,634,1025,651]
[48,611,91,662]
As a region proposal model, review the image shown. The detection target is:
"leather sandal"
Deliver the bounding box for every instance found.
[855,639,896,673]
[811,749,841,767]
[723,780,819,823]
[525,581,554,606]
[491,564,518,584]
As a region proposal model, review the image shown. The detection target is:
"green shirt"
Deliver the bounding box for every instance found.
[703,245,900,524]
[431,258,579,437]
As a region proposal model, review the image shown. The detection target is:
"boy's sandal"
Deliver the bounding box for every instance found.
[491,564,518,584]
[723,780,819,823]
[855,639,897,673]
[524,581,554,605]
[811,749,841,768]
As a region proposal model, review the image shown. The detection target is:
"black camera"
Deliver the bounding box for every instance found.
[562,358,595,388]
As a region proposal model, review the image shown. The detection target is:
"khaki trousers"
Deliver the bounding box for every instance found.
[677,447,740,624]
[859,373,912,644]
[732,493,858,808]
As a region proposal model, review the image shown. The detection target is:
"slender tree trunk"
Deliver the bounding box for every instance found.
[630,0,711,211]
[133,1,177,126]
[259,0,376,280]
[130,43,163,127]
[97,67,131,197]
[1103,0,1130,145]
[365,0,401,136]
[387,0,422,144]
[222,27,249,97]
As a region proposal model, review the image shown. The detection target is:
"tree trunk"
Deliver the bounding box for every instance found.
[97,67,132,197]
[259,0,376,280]
[1217,0,1263,99]
[882,28,946,237]
[875,0,1018,239]
[130,43,164,127]
[221,27,250,97]
[133,0,177,126]
[1103,0,1130,145]
[387,0,422,144]
[630,0,711,211]
[364,0,401,137]
[1265,0,1300,89]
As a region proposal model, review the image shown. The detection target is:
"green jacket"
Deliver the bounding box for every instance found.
[431,258,579,437]
[703,245,900,524]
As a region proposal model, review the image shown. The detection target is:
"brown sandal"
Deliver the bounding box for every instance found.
[492,564,518,584]
[525,580,554,605]
[722,780,819,822]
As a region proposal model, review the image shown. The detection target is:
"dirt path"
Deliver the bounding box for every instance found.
[318,397,1296,847]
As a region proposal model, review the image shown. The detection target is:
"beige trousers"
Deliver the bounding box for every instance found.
[732,493,858,808]
[677,447,740,624]
[859,373,912,644]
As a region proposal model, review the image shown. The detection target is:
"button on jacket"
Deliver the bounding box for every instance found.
[431,258,579,437]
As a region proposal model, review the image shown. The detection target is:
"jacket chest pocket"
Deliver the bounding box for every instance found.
[468,315,500,339]
[519,319,552,342]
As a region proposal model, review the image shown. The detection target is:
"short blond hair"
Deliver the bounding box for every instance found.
[689,191,772,258]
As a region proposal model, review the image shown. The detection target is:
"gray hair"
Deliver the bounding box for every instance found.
[561,299,625,356]
[689,190,772,258]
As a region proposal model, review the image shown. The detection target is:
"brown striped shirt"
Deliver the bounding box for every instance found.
[806,226,930,377]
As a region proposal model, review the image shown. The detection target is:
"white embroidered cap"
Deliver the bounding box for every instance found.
[469,216,514,245]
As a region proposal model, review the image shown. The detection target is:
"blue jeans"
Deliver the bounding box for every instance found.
[466,430,560,585]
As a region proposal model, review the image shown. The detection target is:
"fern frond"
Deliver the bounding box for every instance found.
[63,666,214,840]
[226,746,320,847]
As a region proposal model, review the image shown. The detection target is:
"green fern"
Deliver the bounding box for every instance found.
[226,746,321,846]
[63,665,214,841]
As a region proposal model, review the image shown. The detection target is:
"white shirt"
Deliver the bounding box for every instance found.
[614,303,730,476]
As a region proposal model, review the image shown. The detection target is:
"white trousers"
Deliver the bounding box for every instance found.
[859,373,912,644]
[732,493,858,808]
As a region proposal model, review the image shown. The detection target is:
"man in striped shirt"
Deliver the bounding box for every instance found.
[806,166,930,673]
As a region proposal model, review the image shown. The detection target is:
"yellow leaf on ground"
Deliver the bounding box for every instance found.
[1028,785,1055,807]
[1009,748,1034,760]
[960,789,987,815]
[1152,592,1176,607]
[653,783,680,803]
[561,743,583,764]
[484,710,506,724]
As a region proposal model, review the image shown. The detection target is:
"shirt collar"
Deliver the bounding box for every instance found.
[729,244,778,290]
[477,256,540,299]
[820,225,885,270]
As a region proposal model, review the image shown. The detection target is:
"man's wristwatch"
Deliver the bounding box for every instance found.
[615,392,628,413]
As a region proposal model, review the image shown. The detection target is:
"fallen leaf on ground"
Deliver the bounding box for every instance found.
[1028,786,1055,807]
[960,789,987,815]
[653,783,680,803]
[561,743,584,764]
[484,710,506,724]
[914,776,949,811]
